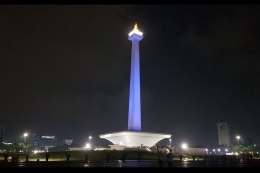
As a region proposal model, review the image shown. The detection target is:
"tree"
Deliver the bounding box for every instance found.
[15,142,26,153]
[25,144,33,153]
[2,143,15,153]
[230,144,242,154]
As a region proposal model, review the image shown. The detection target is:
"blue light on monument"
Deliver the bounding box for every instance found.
[128,23,143,131]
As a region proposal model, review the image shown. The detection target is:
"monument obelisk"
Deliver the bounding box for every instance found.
[99,24,171,149]
[127,23,143,131]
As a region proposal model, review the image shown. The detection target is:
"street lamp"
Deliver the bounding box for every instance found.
[85,143,91,149]
[23,133,28,144]
[181,143,188,149]
[205,149,208,155]
[181,143,188,158]
[88,136,92,149]
[236,136,240,145]
[24,133,28,153]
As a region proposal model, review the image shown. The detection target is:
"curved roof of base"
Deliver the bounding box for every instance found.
[99,131,171,147]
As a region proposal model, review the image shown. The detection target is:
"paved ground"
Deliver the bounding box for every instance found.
[0,159,260,168]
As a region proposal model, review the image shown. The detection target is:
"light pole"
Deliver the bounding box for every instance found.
[181,143,188,155]
[88,136,92,149]
[236,136,240,145]
[225,149,228,154]
[85,143,90,149]
[24,133,28,144]
[24,133,28,153]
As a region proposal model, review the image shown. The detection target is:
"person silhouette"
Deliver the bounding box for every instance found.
[166,149,174,167]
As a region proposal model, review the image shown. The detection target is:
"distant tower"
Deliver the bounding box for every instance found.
[128,23,143,131]
[217,122,231,147]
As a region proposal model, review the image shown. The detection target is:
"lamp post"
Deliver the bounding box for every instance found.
[236,136,240,145]
[181,143,188,155]
[24,133,28,144]
[24,133,28,153]
[181,143,188,149]
[85,143,90,149]
[88,136,92,149]
[225,149,228,154]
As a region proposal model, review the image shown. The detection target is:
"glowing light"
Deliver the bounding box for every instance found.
[128,23,143,37]
[181,143,188,149]
[42,136,55,139]
[236,135,240,144]
[3,142,12,145]
[24,133,28,145]
[128,29,143,37]
[103,134,111,138]
[85,143,91,149]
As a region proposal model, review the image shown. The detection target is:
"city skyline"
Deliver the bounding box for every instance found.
[0,5,259,147]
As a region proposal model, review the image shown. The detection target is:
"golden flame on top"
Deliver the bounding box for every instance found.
[128,23,143,37]
[134,23,138,29]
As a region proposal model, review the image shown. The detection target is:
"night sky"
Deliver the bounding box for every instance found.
[1,5,260,148]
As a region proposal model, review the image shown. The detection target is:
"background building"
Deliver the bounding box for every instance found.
[59,138,73,146]
[33,135,58,150]
[217,122,231,147]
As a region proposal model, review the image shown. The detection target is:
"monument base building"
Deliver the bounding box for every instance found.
[100,131,171,148]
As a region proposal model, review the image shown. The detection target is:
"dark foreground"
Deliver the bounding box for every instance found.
[0,159,260,168]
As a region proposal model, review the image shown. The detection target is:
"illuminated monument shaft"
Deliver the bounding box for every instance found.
[128,23,143,131]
